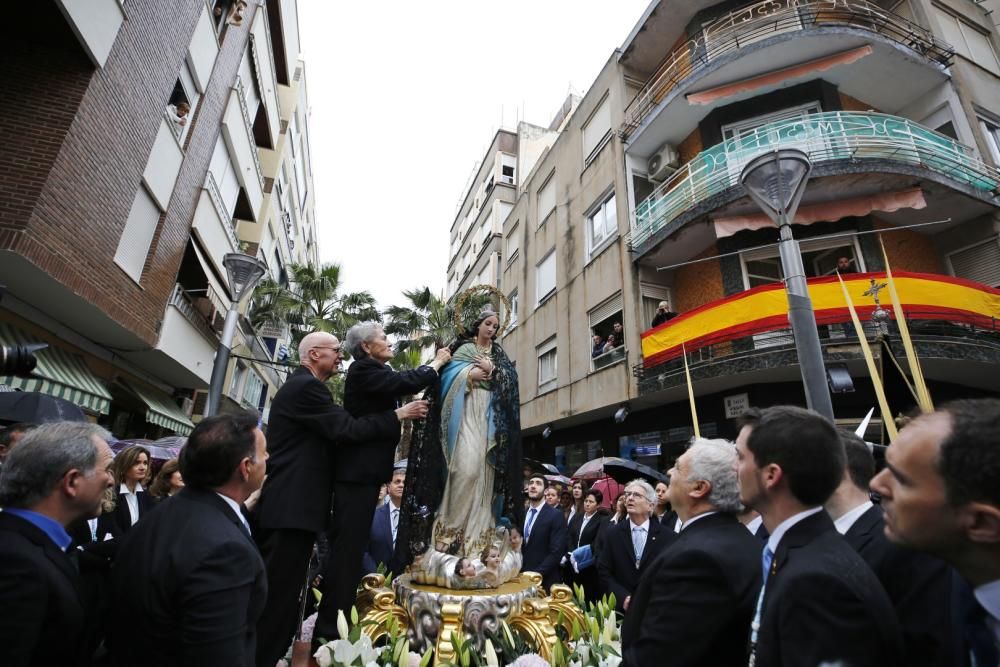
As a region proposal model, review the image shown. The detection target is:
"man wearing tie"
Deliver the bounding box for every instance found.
[622,438,762,666]
[363,462,407,576]
[597,478,672,612]
[736,405,902,667]
[871,399,1000,666]
[520,474,568,591]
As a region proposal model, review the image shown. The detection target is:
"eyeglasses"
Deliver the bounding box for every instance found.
[622,491,648,499]
[313,346,342,354]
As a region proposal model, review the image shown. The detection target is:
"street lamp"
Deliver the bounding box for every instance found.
[740,149,834,420]
[205,252,269,417]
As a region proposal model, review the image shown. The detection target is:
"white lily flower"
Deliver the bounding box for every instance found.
[314,644,334,667]
[336,609,350,642]
[332,638,361,665]
[484,638,499,667]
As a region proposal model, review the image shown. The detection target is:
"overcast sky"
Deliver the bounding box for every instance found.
[298,1,650,311]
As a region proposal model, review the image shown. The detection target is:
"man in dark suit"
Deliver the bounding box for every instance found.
[826,430,961,666]
[871,400,1000,665]
[254,331,429,667]
[521,473,568,591]
[68,499,122,665]
[623,438,762,666]
[597,478,673,612]
[316,323,448,640]
[109,412,268,667]
[736,405,903,667]
[0,421,115,667]
[362,462,407,576]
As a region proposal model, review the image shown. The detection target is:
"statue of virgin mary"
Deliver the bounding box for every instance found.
[398,309,524,588]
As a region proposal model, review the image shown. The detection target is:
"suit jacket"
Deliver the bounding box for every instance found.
[362,501,402,575]
[622,512,763,667]
[567,510,607,552]
[843,504,962,667]
[108,488,267,667]
[521,503,568,591]
[755,511,903,667]
[341,357,437,484]
[597,516,674,612]
[256,366,401,533]
[68,510,121,573]
[110,486,155,535]
[0,511,84,667]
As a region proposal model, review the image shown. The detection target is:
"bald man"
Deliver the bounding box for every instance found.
[254,331,429,667]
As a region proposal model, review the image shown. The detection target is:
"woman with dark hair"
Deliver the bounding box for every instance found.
[568,479,586,523]
[402,309,523,588]
[565,488,608,602]
[149,457,184,500]
[112,445,155,534]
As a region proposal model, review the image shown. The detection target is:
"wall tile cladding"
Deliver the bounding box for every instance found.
[874,219,946,273]
[672,247,726,313]
[0,1,254,345]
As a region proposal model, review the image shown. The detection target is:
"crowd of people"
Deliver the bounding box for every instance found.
[1,319,998,667]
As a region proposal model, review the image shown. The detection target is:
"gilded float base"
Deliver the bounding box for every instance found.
[355,572,586,665]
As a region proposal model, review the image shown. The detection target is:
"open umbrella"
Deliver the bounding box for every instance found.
[544,473,572,486]
[0,391,86,424]
[523,457,560,475]
[111,438,183,463]
[603,459,668,485]
[572,456,629,480]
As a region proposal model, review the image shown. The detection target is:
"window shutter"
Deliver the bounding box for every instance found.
[949,237,1000,287]
[589,292,624,327]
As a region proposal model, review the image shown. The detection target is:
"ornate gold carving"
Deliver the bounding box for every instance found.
[545,584,587,637]
[507,598,559,662]
[435,601,465,664]
[452,284,511,335]
[355,574,408,644]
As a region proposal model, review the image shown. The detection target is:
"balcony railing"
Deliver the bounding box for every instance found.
[169,284,220,343]
[634,272,1000,389]
[631,112,1000,250]
[620,0,954,139]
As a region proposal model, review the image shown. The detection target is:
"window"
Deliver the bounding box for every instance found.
[586,192,618,259]
[640,282,673,329]
[980,115,1000,165]
[242,370,264,408]
[507,290,519,330]
[537,337,557,390]
[114,186,162,283]
[741,237,864,289]
[537,175,556,226]
[590,293,624,370]
[506,223,520,264]
[229,361,247,399]
[947,236,1000,287]
[934,7,1000,75]
[209,136,240,219]
[166,62,200,142]
[536,250,556,304]
[501,154,517,184]
[582,94,612,163]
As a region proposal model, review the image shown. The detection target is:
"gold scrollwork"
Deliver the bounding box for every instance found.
[356,574,408,644]
[545,584,587,637]
[507,598,559,663]
[435,601,466,665]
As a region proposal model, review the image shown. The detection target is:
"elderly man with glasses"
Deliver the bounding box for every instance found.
[254,331,430,667]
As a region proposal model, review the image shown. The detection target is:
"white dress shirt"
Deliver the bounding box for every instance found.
[766,506,825,555]
[745,515,764,535]
[119,482,144,526]
[629,518,650,564]
[974,579,1000,645]
[215,492,252,535]
[833,500,873,535]
[680,510,718,531]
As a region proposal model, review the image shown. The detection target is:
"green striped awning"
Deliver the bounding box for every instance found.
[121,380,194,436]
[0,322,113,415]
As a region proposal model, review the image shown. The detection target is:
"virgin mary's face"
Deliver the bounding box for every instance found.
[477,316,499,340]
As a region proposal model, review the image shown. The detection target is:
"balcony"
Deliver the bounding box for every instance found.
[633,271,1000,395]
[621,0,955,155]
[630,111,1000,253]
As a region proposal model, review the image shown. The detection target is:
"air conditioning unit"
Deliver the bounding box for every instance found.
[647,143,680,181]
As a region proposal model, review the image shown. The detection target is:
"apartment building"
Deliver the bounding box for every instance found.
[0,0,315,435]
[502,0,1000,473]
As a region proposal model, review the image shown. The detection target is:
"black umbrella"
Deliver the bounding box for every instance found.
[0,391,86,424]
[602,459,668,485]
[523,457,560,475]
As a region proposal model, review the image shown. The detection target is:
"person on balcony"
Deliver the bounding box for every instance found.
[592,334,605,358]
[651,301,678,328]
[603,334,618,354]
[612,322,625,346]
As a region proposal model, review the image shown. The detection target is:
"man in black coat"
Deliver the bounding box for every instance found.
[254,331,429,667]
[827,430,962,666]
[736,406,903,667]
[109,412,268,667]
[0,421,115,667]
[315,323,449,640]
[521,473,568,591]
[597,478,674,612]
[68,503,121,664]
[622,438,762,667]
[363,463,408,576]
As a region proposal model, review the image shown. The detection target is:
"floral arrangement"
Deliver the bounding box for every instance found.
[313,586,622,667]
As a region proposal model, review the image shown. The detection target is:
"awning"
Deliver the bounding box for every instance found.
[120,380,194,436]
[0,322,113,415]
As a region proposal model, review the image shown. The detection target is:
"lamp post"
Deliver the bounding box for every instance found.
[740,149,834,420]
[205,252,269,417]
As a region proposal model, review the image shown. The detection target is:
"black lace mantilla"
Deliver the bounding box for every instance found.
[396,338,523,566]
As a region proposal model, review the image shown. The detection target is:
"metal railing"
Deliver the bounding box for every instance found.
[169,284,220,343]
[203,172,240,251]
[620,0,954,139]
[633,309,1000,386]
[630,111,1000,249]
[233,79,265,189]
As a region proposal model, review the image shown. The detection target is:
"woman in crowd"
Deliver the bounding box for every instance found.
[148,457,184,500]
[566,488,609,602]
[567,480,586,524]
[112,445,154,534]
[544,485,560,508]
[652,479,677,530]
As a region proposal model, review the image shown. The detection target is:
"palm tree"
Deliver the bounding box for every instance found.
[251,262,380,349]
[383,286,496,356]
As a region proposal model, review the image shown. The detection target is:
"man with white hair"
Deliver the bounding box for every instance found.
[597,478,673,612]
[254,331,430,667]
[621,438,762,666]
